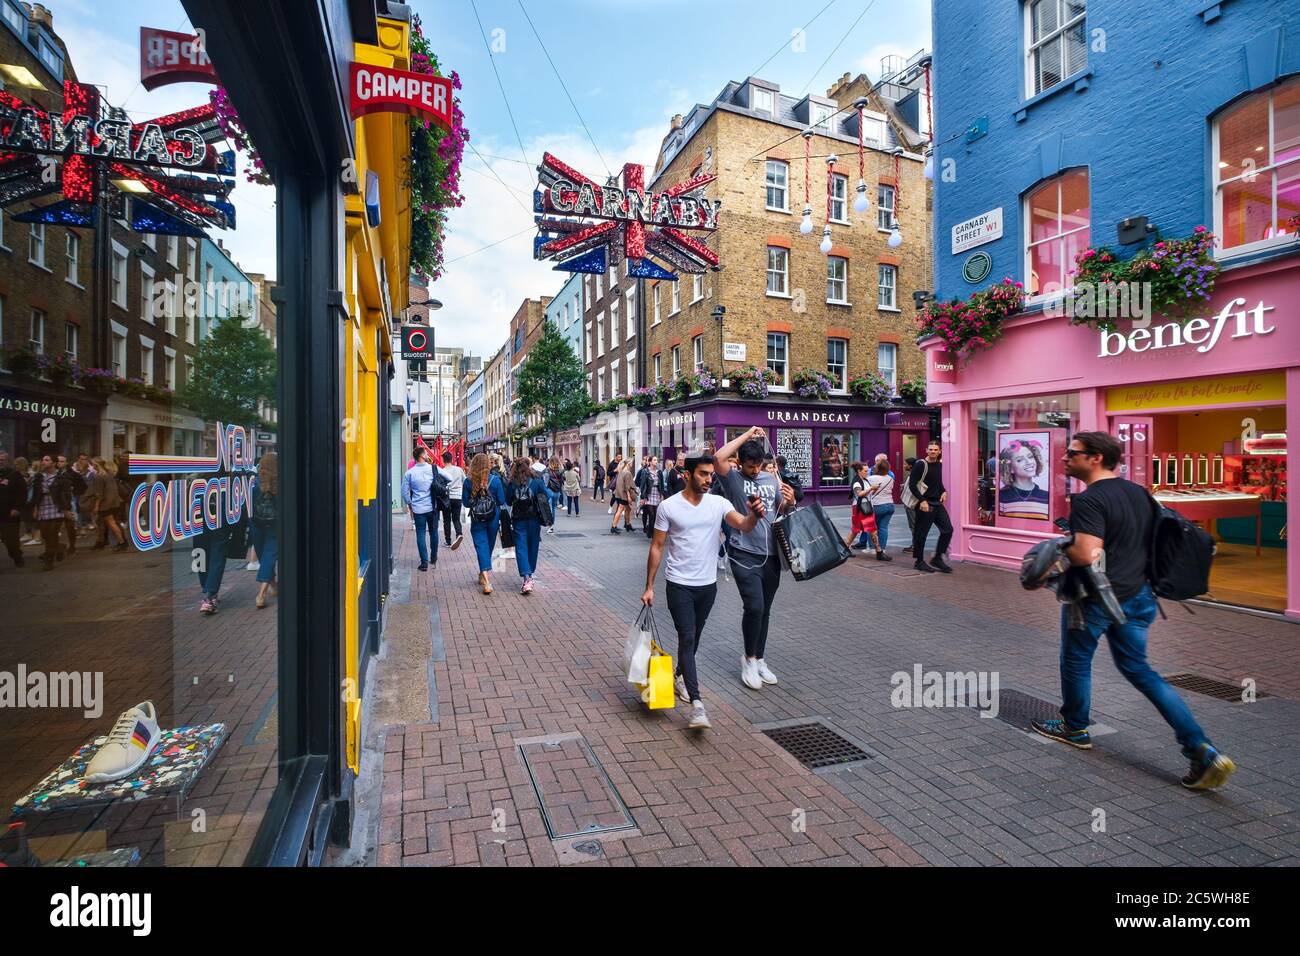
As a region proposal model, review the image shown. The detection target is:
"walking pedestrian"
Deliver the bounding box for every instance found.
[545,456,565,534]
[439,452,466,550]
[665,454,687,498]
[562,460,582,516]
[713,426,796,690]
[643,449,765,730]
[28,455,73,571]
[611,458,638,534]
[55,454,85,555]
[867,459,896,558]
[909,442,953,573]
[86,458,128,551]
[592,460,606,501]
[194,519,231,614]
[637,455,664,537]
[505,459,548,594]
[466,452,506,594]
[250,452,280,609]
[14,457,36,546]
[901,457,917,555]
[1031,432,1237,790]
[845,461,882,557]
[606,453,623,514]
[0,450,27,568]
[401,447,440,572]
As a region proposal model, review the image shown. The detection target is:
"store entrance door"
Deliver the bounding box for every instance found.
[890,431,923,502]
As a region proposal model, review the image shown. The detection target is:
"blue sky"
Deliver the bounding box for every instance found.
[52,0,931,358]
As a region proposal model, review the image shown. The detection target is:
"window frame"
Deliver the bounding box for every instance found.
[827,255,849,304]
[877,342,898,394]
[625,287,636,338]
[652,285,661,325]
[1024,0,1088,98]
[752,87,774,114]
[829,173,850,223]
[27,222,45,268]
[670,280,680,315]
[671,345,681,379]
[827,338,847,392]
[653,353,662,383]
[691,272,703,303]
[692,335,703,370]
[596,311,605,358]
[765,159,790,212]
[29,308,45,355]
[65,231,80,285]
[766,332,789,389]
[877,184,897,231]
[877,264,898,310]
[65,321,78,360]
[1023,167,1090,302]
[766,245,790,297]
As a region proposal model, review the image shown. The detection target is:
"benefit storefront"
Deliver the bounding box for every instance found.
[642,396,932,507]
[923,256,1298,618]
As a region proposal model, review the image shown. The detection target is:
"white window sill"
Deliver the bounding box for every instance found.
[652,319,661,326]
[29,260,51,273]
[668,309,680,318]
[0,244,11,254]
[829,218,851,226]
[769,385,791,393]
[877,305,901,313]
[65,277,84,289]
[1213,236,1297,262]
[766,206,792,215]
[827,299,851,307]
[765,291,792,300]
[690,296,704,305]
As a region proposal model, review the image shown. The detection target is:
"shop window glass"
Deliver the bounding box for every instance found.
[1024,168,1089,297]
[819,430,860,487]
[1215,77,1300,252]
[827,338,847,389]
[0,7,281,867]
[970,394,1079,526]
[766,332,788,386]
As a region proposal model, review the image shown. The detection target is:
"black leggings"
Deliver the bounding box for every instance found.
[729,550,781,659]
[641,503,657,536]
[665,581,717,703]
[912,501,953,559]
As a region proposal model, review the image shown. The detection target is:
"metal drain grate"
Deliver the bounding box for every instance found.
[1165,673,1266,703]
[992,689,1062,728]
[762,722,872,770]
[517,735,637,840]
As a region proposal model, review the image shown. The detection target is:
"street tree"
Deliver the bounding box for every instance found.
[179,314,277,429]
[515,319,588,452]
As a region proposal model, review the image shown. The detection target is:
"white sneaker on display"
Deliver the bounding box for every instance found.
[83,702,161,784]
[687,701,712,729]
[740,656,763,691]
[756,659,778,685]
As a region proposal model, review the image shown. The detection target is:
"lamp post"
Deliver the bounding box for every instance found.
[711,303,726,379]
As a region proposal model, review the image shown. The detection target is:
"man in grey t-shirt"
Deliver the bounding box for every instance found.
[714,426,796,692]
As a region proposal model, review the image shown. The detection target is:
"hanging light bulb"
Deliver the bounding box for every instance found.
[853,178,870,213]
[923,149,934,180]
[887,219,903,247]
[819,225,833,255]
[800,204,813,234]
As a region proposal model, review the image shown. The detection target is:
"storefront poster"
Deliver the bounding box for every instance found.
[820,431,855,486]
[775,428,812,486]
[997,431,1051,520]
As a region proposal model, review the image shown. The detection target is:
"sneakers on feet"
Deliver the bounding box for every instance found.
[451,535,464,551]
[913,560,935,573]
[418,561,428,572]
[199,596,214,614]
[674,673,689,704]
[755,659,778,685]
[876,551,894,561]
[547,527,555,535]
[1030,717,1092,749]
[740,656,763,691]
[522,576,533,595]
[84,702,161,784]
[1182,744,1237,790]
[930,556,953,573]
[246,560,260,571]
[687,701,712,730]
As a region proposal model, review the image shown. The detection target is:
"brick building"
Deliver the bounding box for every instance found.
[637,63,935,504]
[506,294,550,457]
[480,342,509,455]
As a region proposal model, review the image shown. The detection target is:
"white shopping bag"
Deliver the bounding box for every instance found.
[494,547,515,572]
[624,607,654,686]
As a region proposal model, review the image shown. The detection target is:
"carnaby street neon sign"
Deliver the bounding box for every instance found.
[128,423,256,551]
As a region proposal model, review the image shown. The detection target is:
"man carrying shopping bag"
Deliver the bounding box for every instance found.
[642,449,766,730]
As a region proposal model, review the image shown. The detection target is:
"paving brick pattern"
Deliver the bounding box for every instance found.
[364,502,1300,867]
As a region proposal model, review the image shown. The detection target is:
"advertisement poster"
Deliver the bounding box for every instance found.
[775,428,812,486]
[997,431,1051,520]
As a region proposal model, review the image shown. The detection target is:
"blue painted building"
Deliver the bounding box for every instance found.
[928,0,1300,616]
[545,271,585,365]
[465,369,485,447]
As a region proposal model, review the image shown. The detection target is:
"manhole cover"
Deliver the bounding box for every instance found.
[1164,673,1265,703]
[992,689,1062,728]
[762,722,873,770]
[572,840,603,857]
[554,532,586,538]
[517,735,637,841]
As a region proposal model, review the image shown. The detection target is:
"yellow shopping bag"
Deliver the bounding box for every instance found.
[641,641,675,710]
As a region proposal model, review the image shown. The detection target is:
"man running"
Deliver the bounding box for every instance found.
[1031,432,1236,790]
[713,426,796,690]
[909,440,953,573]
[643,449,765,730]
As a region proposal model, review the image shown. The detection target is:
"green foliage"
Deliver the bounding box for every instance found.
[515,321,588,440]
[178,316,277,427]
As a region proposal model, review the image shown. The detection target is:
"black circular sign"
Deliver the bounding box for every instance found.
[962,251,993,284]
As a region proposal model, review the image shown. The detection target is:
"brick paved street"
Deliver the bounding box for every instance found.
[350,501,1300,868]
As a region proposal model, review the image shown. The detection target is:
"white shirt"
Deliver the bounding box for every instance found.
[866,473,895,506]
[439,465,466,500]
[654,491,737,586]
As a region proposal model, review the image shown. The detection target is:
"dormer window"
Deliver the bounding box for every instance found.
[753,87,774,114]
[812,103,834,131]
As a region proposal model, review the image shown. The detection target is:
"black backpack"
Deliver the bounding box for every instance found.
[469,486,497,521]
[511,481,537,521]
[430,472,451,510]
[1146,497,1215,601]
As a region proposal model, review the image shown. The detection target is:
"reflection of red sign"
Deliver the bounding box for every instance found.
[140,27,218,91]
[930,350,957,385]
[349,63,452,128]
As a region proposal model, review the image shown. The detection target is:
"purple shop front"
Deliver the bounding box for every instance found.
[644,396,930,506]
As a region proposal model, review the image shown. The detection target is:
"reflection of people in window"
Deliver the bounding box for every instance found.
[820,436,844,482]
[998,439,1049,519]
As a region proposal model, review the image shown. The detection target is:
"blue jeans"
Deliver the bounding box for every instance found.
[513,516,541,578]
[547,488,562,519]
[872,503,895,550]
[1060,585,1208,757]
[470,512,499,572]
[413,509,439,565]
[197,530,229,596]
[250,520,278,583]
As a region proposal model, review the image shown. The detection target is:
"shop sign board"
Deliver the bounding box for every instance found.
[401,325,433,361]
[723,342,747,361]
[930,350,957,385]
[349,63,453,128]
[140,27,218,91]
[1106,371,1285,412]
[1098,299,1274,358]
[951,207,1002,254]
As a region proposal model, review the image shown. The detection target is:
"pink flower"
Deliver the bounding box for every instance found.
[1194,225,1207,234]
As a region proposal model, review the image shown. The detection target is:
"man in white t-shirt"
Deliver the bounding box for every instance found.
[643,450,765,730]
[439,452,466,550]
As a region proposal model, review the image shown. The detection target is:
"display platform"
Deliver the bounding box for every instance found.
[11,724,227,816]
[45,846,142,867]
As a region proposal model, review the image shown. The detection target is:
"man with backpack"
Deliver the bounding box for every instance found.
[1031,431,1236,790]
[592,460,606,502]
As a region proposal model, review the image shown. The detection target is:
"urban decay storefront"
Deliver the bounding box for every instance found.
[643,397,931,507]
[924,256,1298,617]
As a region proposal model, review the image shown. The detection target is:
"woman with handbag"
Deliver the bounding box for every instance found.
[866,459,896,559]
[466,453,507,594]
[844,462,884,559]
[505,459,550,594]
[610,459,637,535]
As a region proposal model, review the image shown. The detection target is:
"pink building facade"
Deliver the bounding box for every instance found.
[922,257,1298,619]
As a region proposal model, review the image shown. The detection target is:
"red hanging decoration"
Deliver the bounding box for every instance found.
[804,131,811,207]
[826,157,835,221]
[924,64,934,144]
[894,151,902,225]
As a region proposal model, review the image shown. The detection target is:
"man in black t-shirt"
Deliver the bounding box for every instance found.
[1031,431,1236,791]
[909,441,953,572]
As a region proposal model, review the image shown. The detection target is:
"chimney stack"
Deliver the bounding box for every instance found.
[28,3,52,28]
[670,113,683,130]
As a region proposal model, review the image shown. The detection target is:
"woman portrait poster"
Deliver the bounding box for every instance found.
[820,435,846,485]
[997,432,1050,520]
